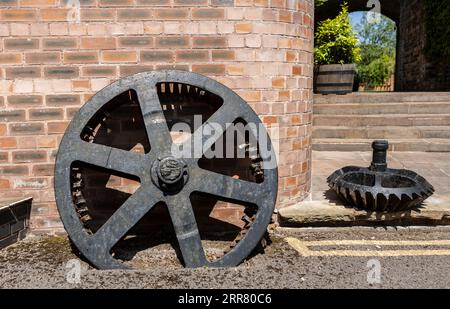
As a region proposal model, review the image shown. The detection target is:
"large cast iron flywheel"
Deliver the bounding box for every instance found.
[54,70,278,269]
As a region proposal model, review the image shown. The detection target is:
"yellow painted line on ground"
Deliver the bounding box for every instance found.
[304,239,450,246]
[285,237,450,257]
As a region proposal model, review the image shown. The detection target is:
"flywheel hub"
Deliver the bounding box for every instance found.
[151,156,188,192]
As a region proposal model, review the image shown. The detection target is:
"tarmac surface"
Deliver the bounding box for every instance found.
[1,226,449,289]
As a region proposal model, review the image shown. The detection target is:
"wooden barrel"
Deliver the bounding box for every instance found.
[314,64,356,95]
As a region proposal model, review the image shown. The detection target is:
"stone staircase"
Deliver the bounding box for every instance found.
[313,92,450,152]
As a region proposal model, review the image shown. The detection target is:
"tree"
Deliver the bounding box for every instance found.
[354,13,397,87]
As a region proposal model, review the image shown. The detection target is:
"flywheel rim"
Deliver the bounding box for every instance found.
[55,70,278,269]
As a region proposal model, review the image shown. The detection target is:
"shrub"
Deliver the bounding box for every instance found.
[314,3,361,65]
[357,54,395,87]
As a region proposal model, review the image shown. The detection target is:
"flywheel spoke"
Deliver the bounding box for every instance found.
[180,102,242,162]
[135,83,173,154]
[91,184,161,252]
[70,140,147,180]
[166,196,208,268]
[190,168,268,208]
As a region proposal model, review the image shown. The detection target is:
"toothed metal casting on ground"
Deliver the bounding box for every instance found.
[327,140,434,212]
[54,70,278,269]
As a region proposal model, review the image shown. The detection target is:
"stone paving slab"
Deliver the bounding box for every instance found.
[279,195,450,227]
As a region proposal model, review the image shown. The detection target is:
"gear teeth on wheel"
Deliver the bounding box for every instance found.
[327,140,434,212]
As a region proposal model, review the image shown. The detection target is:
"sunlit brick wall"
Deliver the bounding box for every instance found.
[0,0,313,234]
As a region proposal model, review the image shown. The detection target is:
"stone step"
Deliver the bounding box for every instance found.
[312,138,450,152]
[313,126,450,139]
[314,102,450,115]
[314,92,450,104]
[314,114,450,126]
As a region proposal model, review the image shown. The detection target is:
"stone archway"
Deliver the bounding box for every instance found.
[315,0,449,92]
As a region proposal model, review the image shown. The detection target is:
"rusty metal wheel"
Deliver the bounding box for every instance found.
[55,70,278,269]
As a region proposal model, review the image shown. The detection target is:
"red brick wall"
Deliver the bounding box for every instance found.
[0,0,313,234]
[396,0,450,91]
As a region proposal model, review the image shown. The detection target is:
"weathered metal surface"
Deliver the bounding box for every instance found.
[54,70,278,269]
[327,140,434,212]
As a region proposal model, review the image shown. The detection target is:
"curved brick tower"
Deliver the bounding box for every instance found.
[0,0,313,233]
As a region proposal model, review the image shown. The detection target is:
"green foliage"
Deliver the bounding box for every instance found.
[424,0,450,63]
[354,13,397,87]
[357,54,395,87]
[314,3,361,65]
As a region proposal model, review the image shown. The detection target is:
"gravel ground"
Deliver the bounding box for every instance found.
[1,227,449,289]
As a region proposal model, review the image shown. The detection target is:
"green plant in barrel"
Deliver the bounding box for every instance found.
[314,2,361,65]
[314,3,361,94]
